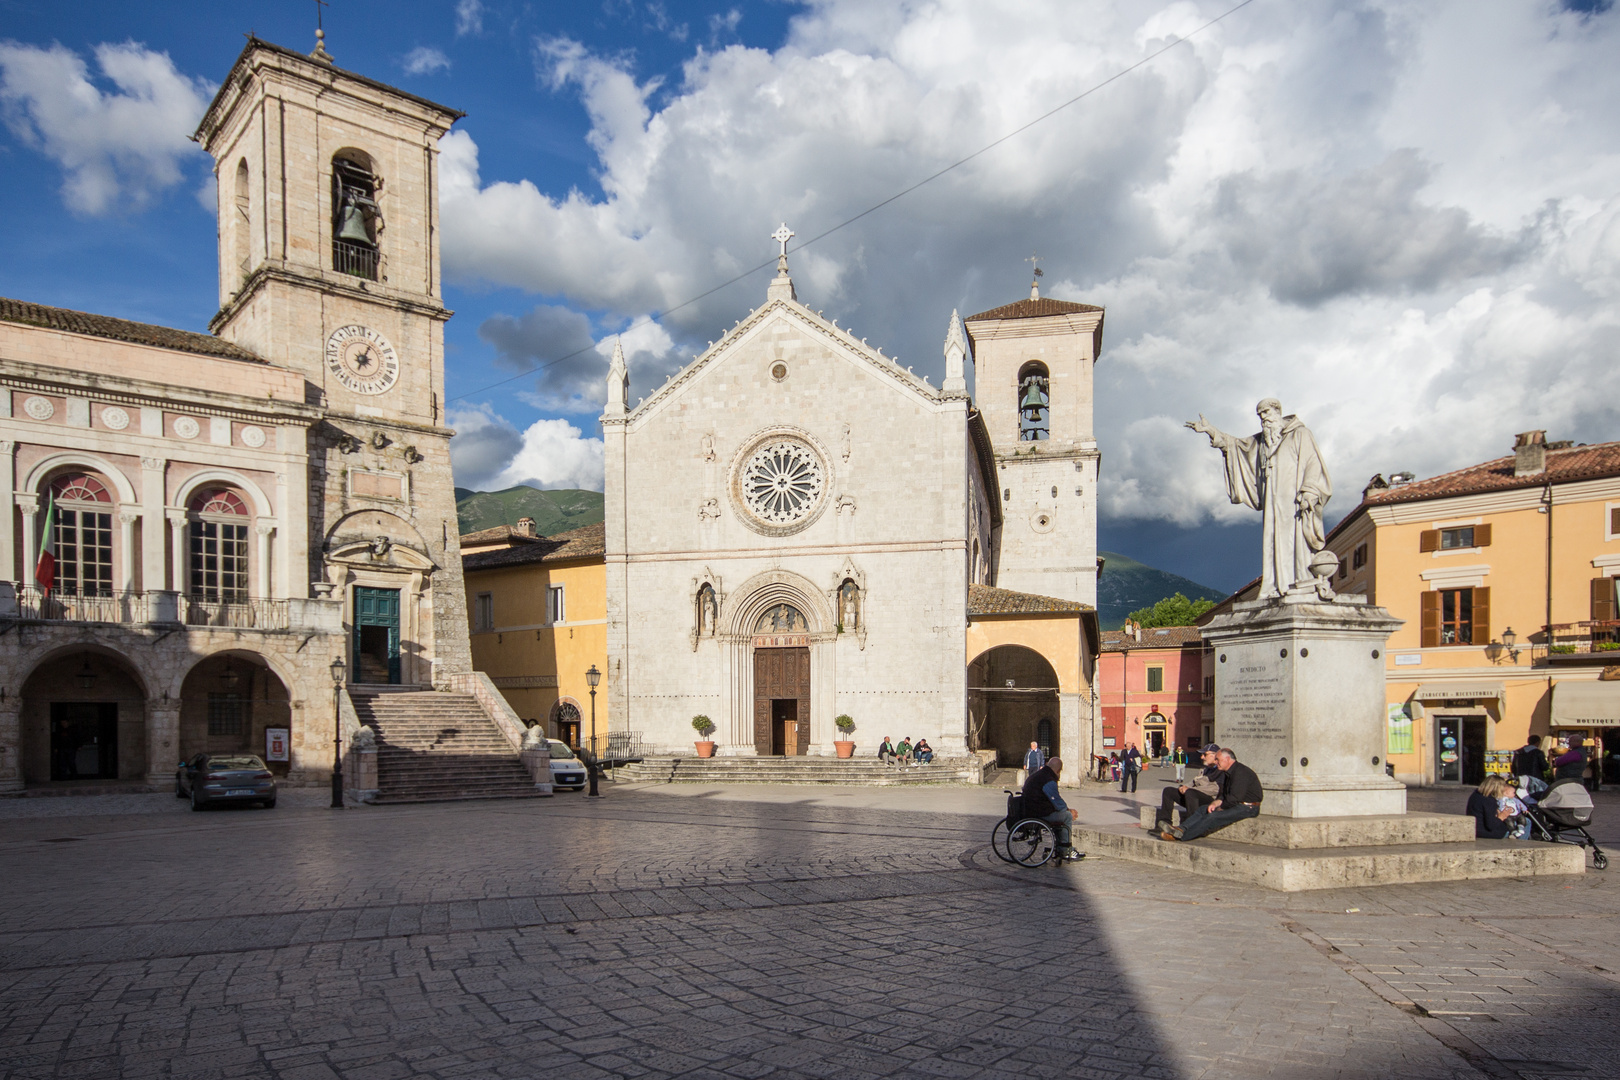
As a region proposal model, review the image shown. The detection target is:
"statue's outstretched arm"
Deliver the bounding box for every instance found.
[1184,414,1226,447]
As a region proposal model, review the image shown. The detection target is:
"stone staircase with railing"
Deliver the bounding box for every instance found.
[350,690,546,803]
[614,754,990,785]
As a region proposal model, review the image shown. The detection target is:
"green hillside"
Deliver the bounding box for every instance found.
[455,486,604,536]
[1095,550,1226,630]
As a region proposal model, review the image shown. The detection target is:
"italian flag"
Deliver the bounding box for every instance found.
[35,493,56,594]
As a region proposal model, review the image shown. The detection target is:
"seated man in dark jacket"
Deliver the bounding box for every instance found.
[1021,757,1085,863]
[1154,743,1222,831]
[1161,748,1262,841]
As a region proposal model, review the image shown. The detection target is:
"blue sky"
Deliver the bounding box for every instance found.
[3,1,1618,592]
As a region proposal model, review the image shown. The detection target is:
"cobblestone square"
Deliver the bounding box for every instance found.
[1,780,1616,1079]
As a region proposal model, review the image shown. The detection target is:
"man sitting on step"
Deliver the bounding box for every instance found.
[1021,757,1085,863]
[1161,748,1262,842]
[1154,743,1221,833]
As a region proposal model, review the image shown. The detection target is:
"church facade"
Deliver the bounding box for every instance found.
[0,38,472,792]
[604,256,1103,765]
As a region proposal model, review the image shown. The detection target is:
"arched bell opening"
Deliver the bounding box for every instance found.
[968,645,1061,768]
[19,648,148,785]
[178,653,293,774]
[332,147,382,280]
[1017,360,1049,442]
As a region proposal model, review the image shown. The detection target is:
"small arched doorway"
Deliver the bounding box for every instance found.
[179,653,293,774]
[20,649,147,784]
[752,602,810,756]
[551,699,582,748]
[968,645,1061,768]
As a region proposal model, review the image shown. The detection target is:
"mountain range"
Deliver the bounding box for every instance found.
[454,487,1228,626]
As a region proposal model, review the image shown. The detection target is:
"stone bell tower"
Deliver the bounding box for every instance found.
[965,276,1104,606]
[193,34,471,683]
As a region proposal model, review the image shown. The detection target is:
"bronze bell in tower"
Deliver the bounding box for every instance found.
[336,195,372,244]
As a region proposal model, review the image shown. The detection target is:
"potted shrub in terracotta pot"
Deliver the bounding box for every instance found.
[834,714,856,758]
[692,715,717,757]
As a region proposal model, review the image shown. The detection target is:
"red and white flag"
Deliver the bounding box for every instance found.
[34,492,57,594]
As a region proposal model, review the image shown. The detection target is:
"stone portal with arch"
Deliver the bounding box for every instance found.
[718,570,836,756]
[324,510,440,687]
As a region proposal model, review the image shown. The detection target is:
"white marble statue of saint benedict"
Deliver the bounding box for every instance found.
[1186,398,1332,599]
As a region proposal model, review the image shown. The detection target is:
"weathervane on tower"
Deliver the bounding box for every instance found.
[1026,252,1044,299]
[311,0,333,62]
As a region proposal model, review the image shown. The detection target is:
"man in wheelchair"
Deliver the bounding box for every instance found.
[1021,757,1086,863]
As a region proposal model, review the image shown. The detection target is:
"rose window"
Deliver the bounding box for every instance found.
[740,439,825,526]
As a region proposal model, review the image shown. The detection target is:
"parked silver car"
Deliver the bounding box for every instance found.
[176,753,277,809]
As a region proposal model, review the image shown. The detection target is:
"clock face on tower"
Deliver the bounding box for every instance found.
[324,325,400,395]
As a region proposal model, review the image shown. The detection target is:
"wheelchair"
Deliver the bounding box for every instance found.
[991,789,1059,867]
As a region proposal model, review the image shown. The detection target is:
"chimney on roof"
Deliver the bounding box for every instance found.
[515,517,538,537]
[1514,430,1547,477]
[1363,473,1389,499]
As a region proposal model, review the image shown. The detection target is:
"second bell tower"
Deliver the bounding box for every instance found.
[965,281,1104,606]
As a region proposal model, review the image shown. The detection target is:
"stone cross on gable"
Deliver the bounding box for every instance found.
[772,223,794,257]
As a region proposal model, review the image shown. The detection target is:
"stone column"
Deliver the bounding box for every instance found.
[0,440,15,581]
[141,457,166,592]
[166,509,187,595]
[1058,692,1082,786]
[145,698,181,785]
[254,519,276,599]
[17,493,39,590]
[118,509,139,593]
[0,698,22,794]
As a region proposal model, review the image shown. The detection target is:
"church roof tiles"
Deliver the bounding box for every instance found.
[967,583,1092,616]
[965,297,1104,322]
[0,296,263,364]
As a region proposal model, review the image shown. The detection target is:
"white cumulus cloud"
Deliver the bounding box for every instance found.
[455,0,484,37]
[402,46,451,76]
[449,405,604,492]
[437,0,1620,526]
[0,40,214,215]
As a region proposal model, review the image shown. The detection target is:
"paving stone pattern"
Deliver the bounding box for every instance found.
[0,785,1617,1080]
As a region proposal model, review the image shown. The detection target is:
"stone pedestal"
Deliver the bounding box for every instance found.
[1203,595,1407,818]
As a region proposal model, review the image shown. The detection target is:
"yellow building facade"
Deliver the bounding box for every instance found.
[461,523,607,747]
[1324,433,1620,786]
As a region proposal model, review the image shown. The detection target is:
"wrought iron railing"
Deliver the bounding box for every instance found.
[584,730,644,765]
[333,240,378,280]
[185,596,290,630]
[16,587,147,624]
[1534,621,1620,661]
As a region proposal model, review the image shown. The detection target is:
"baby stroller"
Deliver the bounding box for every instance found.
[1524,778,1607,870]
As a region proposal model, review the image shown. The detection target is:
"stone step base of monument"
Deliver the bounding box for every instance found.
[1135,806,1475,848]
[1078,825,1585,891]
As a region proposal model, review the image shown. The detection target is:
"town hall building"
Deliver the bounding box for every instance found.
[604,250,1105,768]
[0,36,483,795]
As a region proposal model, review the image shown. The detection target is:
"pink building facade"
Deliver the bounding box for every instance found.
[1098,625,1208,758]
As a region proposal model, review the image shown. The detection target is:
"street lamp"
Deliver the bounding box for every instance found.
[329,656,346,809]
[75,658,96,691]
[585,664,602,798]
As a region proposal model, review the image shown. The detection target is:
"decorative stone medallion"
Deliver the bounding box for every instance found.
[1031,509,1056,534]
[100,406,130,430]
[173,416,200,439]
[241,425,267,448]
[23,396,53,421]
[733,434,826,535]
[324,324,400,396]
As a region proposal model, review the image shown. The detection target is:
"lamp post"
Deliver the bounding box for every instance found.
[329,656,346,809]
[585,664,601,798]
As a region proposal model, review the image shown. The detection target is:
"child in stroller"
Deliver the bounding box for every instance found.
[1522,778,1608,870]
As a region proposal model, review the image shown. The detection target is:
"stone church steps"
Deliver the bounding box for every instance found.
[615,756,983,785]
[351,691,545,803]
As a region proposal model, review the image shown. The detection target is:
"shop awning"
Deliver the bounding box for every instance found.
[1413,682,1504,704]
[1550,681,1620,726]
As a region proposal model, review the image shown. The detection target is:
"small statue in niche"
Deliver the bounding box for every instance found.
[701,433,716,462]
[840,423,852,462]
[839,579,859,631]
[698,583,717,637]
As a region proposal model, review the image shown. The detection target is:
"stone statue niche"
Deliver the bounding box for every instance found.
[697,583,717,637]
[838,579,860,632]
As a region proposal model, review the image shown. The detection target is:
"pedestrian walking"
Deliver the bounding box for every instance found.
[1119,743,1142,793]
[1024,741,1045,773]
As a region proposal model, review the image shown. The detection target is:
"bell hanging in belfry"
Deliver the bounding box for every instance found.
[1019,380,1046,420]
[336,197,371,244]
